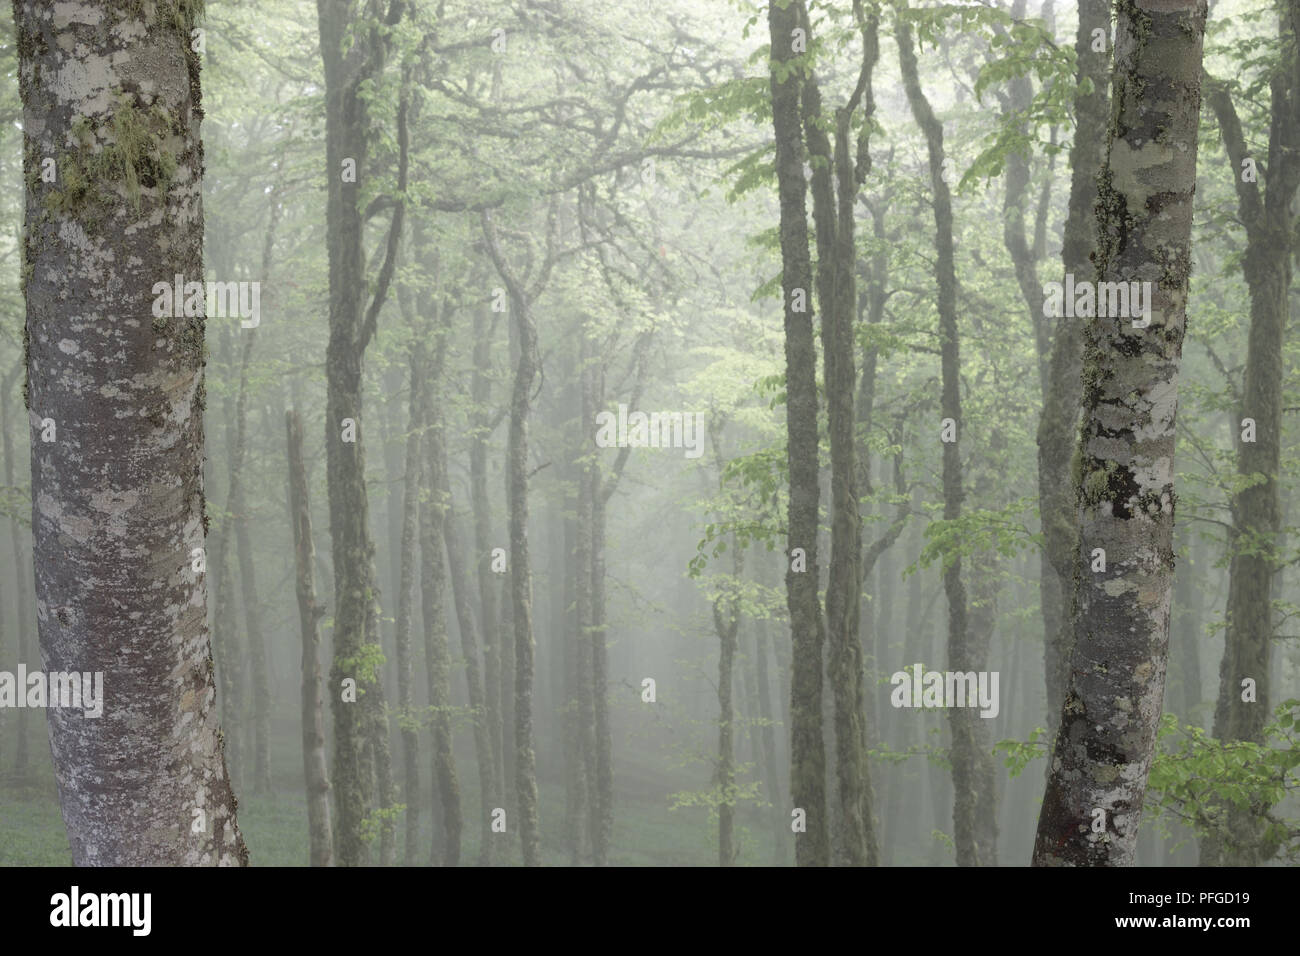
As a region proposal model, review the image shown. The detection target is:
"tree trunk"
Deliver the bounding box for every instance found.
[17,0,246,865]
[898,11,996,867]
[419,339,463,867]
[317,0,405,867]
[799,0,881,868]
[392,334,424,865]
[1,368,32,776]
[1033,0,1207,866]
[287,410,334,867]
[1201,13,1300,862]
[1037,0,1111,735]
[440,439,498,866]
[470,311,506,808]
[768,0,829,867]
[482,210,542,866]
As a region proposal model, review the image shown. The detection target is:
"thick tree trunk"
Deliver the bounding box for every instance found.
[287,410,334,867]
[1033,0,1206,866]
[768,0,829,867]
[17,0,246,865]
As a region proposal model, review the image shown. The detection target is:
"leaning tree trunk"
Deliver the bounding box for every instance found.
[767,0,829,867]
[1037,0,1111,737]
[287,410,334,867]
[898,12,997,867]
[1033,0,1207,867]
[17,0,246,865]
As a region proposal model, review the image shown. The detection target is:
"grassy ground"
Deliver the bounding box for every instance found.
[0,772,783,866]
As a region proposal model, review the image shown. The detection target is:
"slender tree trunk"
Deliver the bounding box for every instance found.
[441,452,498,867]
[392,335,423,865]
[419,338,462,867]
[714,553,741,867]
[768,0,829,867]
[482,211,542,866]
[287,410,334,867]
[1037,0,1111,734]
[898,11,995,867]
[1033,0,1207,866]
[1,369,32,776]
[803,0,881,867]
[17,0,246,864]
[470,314,506,807]
[317,0,405,867]
[1201,12,1300,862]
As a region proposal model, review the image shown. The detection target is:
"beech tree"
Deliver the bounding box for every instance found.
[1034,0,1208,867]
[15,0,246,865]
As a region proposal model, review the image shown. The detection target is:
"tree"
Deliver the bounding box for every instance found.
[1037,0,1112,734]
[898,7,997,867]
[768,0,830,867]
[316,0,407,866]
[1200,0,1300,866]
[16,0,246,865]
[286,410,334,867]
[1034,0,1208,867]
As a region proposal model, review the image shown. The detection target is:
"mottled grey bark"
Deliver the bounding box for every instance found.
[286,410,334,867]
[1033,0,1206,867]
[768,0,829,867]
[1037,0,1111,737]
[17,0,246,865]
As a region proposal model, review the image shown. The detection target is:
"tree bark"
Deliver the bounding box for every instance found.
[898,10,996,867]
[1037,0,1112,737]
[1033,0,1207,867]
[17,0,246,865]
[1200,5,1300,862]
[1,366,32,776]
[286,410,334,867]
[482,210,542,866]
[768,0,829,867]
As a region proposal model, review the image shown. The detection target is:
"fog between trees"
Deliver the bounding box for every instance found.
[0,0,1297,867]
